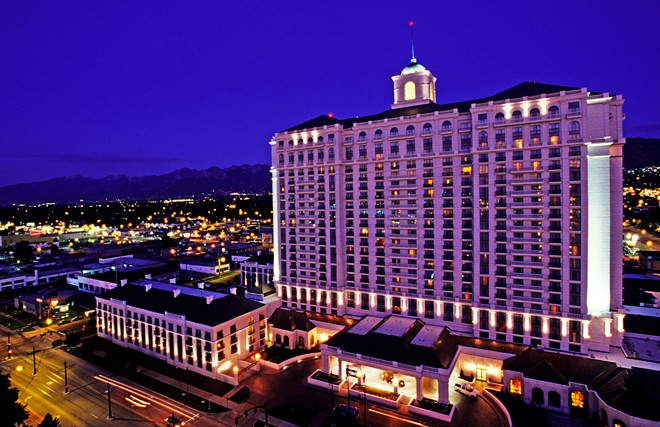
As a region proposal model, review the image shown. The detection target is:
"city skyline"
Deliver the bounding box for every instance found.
[2,1,659,186]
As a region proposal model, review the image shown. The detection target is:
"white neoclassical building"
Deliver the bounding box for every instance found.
[270,54,625,355]
[95,280,267,383]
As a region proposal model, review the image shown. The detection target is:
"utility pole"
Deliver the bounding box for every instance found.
[32,346,37,375]
[106,382,114,420]
[7,333,11,359]
[64,361,69,394]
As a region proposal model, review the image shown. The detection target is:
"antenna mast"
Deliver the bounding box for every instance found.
[409,20,416,62]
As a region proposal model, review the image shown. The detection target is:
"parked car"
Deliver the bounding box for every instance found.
[454,382,478,398]
[58,319,71,325]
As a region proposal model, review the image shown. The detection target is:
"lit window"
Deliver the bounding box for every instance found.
[404,81,416,101]
[509,379,522,395]
[570,390,584,408]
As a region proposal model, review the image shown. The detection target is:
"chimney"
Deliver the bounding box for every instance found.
[173,289,180,298]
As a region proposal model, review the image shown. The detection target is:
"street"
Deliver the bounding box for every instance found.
[1,330,206,426]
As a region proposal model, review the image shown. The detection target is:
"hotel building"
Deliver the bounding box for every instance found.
[270,57,625,355]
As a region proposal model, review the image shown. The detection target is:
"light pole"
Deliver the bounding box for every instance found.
[106,382,114,420]
[32,346,37,376]
[64,361,69,394]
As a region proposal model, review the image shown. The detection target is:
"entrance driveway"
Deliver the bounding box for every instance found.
[240,358,507,427]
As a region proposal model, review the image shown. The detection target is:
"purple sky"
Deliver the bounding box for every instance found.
[1,1,658,186]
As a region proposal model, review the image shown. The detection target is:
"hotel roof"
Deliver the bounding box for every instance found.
[282,82,597,133]
[98,280,263,327]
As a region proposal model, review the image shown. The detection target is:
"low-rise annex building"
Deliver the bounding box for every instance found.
[95,280,267,383]
[313,314,660,426]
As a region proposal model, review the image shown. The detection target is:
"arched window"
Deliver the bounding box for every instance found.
[317,136,324,143]
[570,390,584,408]
[297,139,303,145]
[297,336,304,348]
[358,131,367,141]
[531,387,544,405]
[278,154,284,166]
[569,121,581,135]
[374,129,383,139]
[530,108,540,118]
[441,120,452,131]
[328,148,335,160]
[406,125,415,135]
[275,334,282,345]
[548,391,560,407]
[404,81,416,101]
[509,379,522,395]
[307,137,313,144]
[390,127,399,136]
[478,131,488,144]
[548,105,559,117]
[422,123,432,133]
[283,335,290,348]
[495,112,505,123]
[288,140,294,147]
[612,419,626,427]
[512,110,523,121]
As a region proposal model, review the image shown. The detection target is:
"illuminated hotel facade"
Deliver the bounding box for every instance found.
[270,58,625,354]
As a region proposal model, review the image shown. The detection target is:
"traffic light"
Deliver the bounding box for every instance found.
[7,345,11,359]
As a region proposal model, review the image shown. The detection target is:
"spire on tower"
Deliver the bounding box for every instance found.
[409,20,416,63]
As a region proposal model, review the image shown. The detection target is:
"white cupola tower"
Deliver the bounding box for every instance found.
[391,59,437,109]
[391,22,437,109]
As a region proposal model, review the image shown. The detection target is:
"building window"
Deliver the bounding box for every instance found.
[406,140,415,155]
[422,123,432,133]
[495,112,505,123]
[512,110,522,122]
[569,121,581,135]
[375,129,383,139]
[548,391,560,407]
[570,390,584,408]
[404,81,416,100]
[509,379,522,395]
[529,108,540,119]
[548,105,559,117]
[442,136,452,153]
[390,127,399,137]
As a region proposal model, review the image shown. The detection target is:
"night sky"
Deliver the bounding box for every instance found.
[1,1,658,186]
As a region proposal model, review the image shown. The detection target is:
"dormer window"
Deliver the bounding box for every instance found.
[404,81,416,101]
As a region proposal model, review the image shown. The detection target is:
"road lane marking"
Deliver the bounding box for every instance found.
[94,374,198,422]
[38,388,51,397]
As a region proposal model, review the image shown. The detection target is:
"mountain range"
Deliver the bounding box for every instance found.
[0,137,658,206]
[0,164,271,205]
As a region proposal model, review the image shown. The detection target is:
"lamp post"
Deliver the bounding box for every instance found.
[64,361,69,394]
[106,382,114,420]
[32,346,37,376]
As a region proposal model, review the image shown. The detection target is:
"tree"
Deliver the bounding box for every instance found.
[0,373,29,427]
[12,241,34,263]
[37,413,62,427]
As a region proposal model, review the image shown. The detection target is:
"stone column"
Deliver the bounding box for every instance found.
[416,376,423,401]
[322,354,329,373]
[437,377,449,404]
